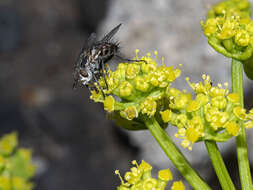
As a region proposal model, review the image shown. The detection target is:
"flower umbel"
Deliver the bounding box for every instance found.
[165,75,252,150]
[115,160,184,190]
[90,51,253,150]
[0,133,35,190]
[90,50,181,130]
[201,0,253,80]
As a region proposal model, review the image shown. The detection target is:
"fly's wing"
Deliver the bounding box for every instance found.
[79,33,97,53]
[72,54,83,89]
[101,23,122,43]
[87,33,97,48]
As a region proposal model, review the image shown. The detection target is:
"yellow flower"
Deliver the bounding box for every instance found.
[142,178,158,190]
[126,64,140,79]
[227,93,240,103]
[124,106,138,120]
[244,120,253,128]
[235,29,250,46]
[211,96,227,109]
[171,181,185,190]
[104,96,115,112]
[160,109,172,123]
[0,176,11,190]
[115,160,176,190]
[225,121,241,136]
[217,18,237,40]
[0,132,17,156]
[134,76,150,92]
[158,169,173,181]
[119,81,133,97]
[140,97,157,117]
[202,18,218,36]
[90,90,103,102]
[185,127,200,144]
[186,100,201,112]
[233,106,247,120]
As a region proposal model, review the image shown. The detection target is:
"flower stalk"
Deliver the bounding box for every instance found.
[205,140,235,190]
[143,116,211,190]
[232,58,253,190]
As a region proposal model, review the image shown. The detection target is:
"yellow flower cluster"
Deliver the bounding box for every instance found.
[0,133,35,190]
[90,50,181,120]
[115,160,185,190]
[90,51,253,150]
[163,74,253,150]
[201,0,253,61]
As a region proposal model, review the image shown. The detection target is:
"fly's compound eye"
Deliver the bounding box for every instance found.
[80,70,88,78]
[79,69,92,85]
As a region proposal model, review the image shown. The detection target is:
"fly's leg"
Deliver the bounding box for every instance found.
[115,54,147,64]
[100,60,109,90]
[92,71,105,98]
[105,64,109,77]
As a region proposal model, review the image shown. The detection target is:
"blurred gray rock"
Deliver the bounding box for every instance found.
[99,0,253,188]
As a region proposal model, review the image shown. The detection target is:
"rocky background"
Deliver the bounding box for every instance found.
[0,0,253,189]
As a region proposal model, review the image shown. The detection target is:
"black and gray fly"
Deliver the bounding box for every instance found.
[73,24,145,97]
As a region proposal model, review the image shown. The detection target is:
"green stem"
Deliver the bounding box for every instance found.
[232,58,253,190]
[143,117,211,190]
[205,140,236,190]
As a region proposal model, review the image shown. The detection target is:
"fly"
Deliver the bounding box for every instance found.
[73,23,145,97]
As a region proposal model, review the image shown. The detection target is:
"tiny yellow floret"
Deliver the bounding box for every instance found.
[186,100,201,112]
[160,109,172,123]
[227,93,240,103]
[171,181,185,190]
[124,106,138,120]
[225,121,240,136]
[104,96,115,112]
[233,107,247,120]
[158,169,173,181]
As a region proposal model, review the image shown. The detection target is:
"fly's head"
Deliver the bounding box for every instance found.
[73,52,93,89]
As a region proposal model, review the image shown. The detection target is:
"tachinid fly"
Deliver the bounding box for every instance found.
[73,23,145,96]
[73,24,122,95]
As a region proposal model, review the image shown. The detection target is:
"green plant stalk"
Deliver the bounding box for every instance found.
[205,140,236,190]
[143,117,211,190]
[232,58,253,190]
